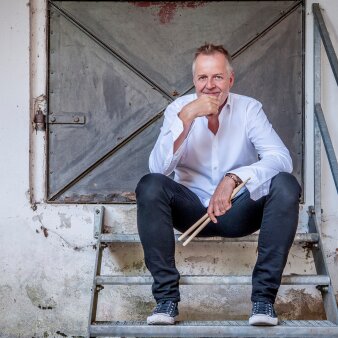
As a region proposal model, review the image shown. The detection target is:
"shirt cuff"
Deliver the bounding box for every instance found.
[169,113,184,141]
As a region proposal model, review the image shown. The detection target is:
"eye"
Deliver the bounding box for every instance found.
[215,75,223,81]
[198,75,207,81]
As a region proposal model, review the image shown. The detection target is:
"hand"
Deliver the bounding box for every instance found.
[207,176,235,223]
[179,93,224,123]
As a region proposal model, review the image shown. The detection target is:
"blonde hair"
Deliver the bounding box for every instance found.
[192,43,233,75]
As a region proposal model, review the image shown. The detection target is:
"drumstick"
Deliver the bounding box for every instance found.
[180,177,251,246]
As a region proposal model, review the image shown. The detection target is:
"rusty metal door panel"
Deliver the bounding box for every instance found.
[232,8,303,181]
[48,1,304,203]
[57,1,298,96]
[48,10,168,199]
[57,118,164,203]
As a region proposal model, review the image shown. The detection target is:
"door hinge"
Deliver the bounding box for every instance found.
[34,108,46,131]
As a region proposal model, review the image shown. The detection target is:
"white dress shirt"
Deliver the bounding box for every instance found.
[149,92,292,207]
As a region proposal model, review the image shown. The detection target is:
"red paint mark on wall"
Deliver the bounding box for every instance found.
[130,2,206,24]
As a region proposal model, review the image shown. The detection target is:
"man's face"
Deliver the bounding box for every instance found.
[193,52,234,106]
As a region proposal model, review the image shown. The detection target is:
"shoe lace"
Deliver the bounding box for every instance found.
[154,300,177,315]
[252,301,274,316]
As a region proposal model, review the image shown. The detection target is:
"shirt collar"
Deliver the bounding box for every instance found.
[226,92,232,109]
[217,92,232,126]
[219,92,232,116]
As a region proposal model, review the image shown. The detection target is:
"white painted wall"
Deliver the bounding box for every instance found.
[305,0,338,303]
[0,0,337,336]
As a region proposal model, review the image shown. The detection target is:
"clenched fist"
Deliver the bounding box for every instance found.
[179,93,224,124]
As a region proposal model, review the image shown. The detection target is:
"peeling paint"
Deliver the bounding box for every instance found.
[58,212,72,228]
[276,288,325,319]
[301,242,313,259]
[184,255,219,264]
[41,225,49,238]
[25,284,57,310]
[25,189,30,201]
[124,294,154,318]
[0,284,13,308]
[33,213,49,237]
[117,260,146,273]
[0,284,12,296]
[131,1,206,24]
[32,213,44,223]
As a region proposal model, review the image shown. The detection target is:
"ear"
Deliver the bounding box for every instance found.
[229,72,235,89]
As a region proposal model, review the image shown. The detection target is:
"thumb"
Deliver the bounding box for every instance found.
[218,92,224,105]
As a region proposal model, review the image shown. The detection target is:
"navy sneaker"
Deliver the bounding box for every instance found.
[147,300,179,325]
[249,301,278,326]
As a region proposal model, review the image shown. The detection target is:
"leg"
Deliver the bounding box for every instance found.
[136,173,206,303]
[251,172,301,304]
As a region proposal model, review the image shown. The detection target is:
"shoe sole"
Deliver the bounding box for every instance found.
[249,314,278,326]
[147,313,176,325]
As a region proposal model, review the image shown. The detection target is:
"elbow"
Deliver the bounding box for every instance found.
[148,156,156,173]
[285,154,293,173]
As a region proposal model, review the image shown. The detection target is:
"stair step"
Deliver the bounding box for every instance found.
[89,320,338,337]
[99,233,319,243]
[95,274,330,286]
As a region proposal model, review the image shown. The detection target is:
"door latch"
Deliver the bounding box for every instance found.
[48,113,85,124]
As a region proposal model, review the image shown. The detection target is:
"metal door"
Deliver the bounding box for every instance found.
[48,1,304,203]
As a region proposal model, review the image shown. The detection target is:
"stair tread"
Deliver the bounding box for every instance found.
[100,232,319,243]
[95,274,330,285]
[89,320,338,337]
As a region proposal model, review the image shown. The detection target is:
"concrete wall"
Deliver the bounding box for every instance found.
[0,0,337,337]
[306,0,338,312]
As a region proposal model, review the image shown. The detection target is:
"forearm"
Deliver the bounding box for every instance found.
[230,152,293,198]
[149,94,219,173]
[173,109,195,153]
[149,107,193,174]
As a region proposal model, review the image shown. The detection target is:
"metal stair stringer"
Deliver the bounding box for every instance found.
[87,205,338,338]
[308,206,338,324]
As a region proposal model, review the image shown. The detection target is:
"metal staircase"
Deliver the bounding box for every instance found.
[88,4,338,337]
[88,207,338,337]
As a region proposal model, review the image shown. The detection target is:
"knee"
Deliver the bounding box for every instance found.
[135,173,169,203]
[270,173,301,206]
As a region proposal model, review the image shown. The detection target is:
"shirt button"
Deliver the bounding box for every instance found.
[213,166,217,170]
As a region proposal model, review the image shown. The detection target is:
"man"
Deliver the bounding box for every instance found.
[136,43,301,326]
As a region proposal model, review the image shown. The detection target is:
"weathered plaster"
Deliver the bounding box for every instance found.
[0,0,337,337]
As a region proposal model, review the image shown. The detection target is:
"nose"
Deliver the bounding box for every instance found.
[206,77,215,89]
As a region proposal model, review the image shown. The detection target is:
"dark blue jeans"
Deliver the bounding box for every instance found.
[136,172,301,304]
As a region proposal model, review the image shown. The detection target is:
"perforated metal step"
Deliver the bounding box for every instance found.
[99,232,319,243]
[89,320,338,337]
[95,274,330,286]
[89,205,338,337]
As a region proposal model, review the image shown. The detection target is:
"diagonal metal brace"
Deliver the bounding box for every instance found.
[313,3,338,85]
[314,103,338,193]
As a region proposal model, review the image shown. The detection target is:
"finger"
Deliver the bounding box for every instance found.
[225,200,232,211]
[205,95,220,104]
[218,92,224,104]
[213,206,221,217]
[207,204,218,223]
[218,197,228,213]
[214,200,225,216]
[209,212,217,223]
